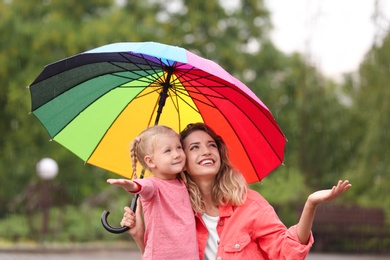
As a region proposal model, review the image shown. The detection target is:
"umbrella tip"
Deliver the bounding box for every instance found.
[26,85,30,89]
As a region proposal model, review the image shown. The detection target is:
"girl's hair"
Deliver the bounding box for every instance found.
[180,123,247,214]
[130,125,179,179]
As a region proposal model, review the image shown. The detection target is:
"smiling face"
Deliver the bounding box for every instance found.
[182,130,221,182]
[144,134,186,180]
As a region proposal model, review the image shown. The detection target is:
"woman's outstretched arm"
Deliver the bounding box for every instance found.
[296,180,352,244]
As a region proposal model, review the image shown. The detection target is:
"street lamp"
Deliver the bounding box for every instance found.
[36,158,58,180]
[36,158,58,241]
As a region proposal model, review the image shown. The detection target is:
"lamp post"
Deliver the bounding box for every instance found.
[36,158,58,241]
[36,158,59,181]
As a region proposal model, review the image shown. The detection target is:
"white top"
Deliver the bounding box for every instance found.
[202,213,220,260]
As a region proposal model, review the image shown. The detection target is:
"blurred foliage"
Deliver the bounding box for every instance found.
[0,205,129,242]
[0,0,389,252]
[0,185,133,242]
[343,31,390,212]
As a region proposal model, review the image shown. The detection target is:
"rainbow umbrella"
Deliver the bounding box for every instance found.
[29,42,286,232]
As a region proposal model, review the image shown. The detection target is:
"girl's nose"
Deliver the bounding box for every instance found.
[173,150,181,158]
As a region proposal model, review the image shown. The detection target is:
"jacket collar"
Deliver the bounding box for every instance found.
[219,203,234,218]
[195,203,234,219]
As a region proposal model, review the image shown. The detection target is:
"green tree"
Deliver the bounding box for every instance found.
[0,0,116,216]
[1,0,356,220]
[1,0,288,218]
[346,31,390,211]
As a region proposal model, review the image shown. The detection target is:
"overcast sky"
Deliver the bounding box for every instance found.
[265,0,390,80]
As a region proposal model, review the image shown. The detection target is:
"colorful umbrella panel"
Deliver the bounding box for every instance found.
[30,42,286,183]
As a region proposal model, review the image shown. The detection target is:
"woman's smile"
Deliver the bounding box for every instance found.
[198,158,215,166]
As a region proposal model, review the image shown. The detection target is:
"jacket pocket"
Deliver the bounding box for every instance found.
[223,234,251,253]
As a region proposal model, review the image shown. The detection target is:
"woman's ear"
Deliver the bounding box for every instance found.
[144,155,155,169]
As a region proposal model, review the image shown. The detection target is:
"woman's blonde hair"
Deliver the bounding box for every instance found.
[130,125,179,179]
[180,123,247,214]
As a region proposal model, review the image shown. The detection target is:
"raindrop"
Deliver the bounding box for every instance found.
[243,69,256,82]
[10,119,19,130]
[205,42,216,53]
[184,34,195,44]
[279,95,289,105]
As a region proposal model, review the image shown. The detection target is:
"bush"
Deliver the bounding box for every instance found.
[0,214,29,242]
[0,191,133,243]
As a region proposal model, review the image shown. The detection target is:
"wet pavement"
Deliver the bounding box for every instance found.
[306,253,390,260]
[1,250,389,260]
[0,249,139,260]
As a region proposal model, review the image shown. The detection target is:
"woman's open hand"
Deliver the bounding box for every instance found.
[307,180,351,206]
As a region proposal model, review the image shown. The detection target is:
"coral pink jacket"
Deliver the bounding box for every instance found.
[195,189,313,260]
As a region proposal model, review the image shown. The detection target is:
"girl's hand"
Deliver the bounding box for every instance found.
[307,180,351,206]
[107,178,139,192]
[121,199,145,254]
[120,206,136,230]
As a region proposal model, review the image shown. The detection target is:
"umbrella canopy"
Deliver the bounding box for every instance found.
[29,42,286,184]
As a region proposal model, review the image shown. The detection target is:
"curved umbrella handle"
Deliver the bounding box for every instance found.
[101,210,129,234]
[101,194,139,234]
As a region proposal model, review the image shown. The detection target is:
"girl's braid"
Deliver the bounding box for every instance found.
[130,137,140,179]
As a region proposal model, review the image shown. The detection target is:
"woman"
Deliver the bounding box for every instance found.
[122,123,351,259]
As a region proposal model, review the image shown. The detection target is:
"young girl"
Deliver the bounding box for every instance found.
[107,125,198,260]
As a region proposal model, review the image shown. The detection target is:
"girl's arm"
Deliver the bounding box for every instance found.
[296,180,352,244]
[107,178,141,193]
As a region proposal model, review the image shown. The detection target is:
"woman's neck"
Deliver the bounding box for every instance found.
[194,178,219,217]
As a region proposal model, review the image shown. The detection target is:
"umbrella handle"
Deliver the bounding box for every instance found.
[101,194,139,234]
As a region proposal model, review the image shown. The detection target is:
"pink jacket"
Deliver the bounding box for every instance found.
[195,189,313,260]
